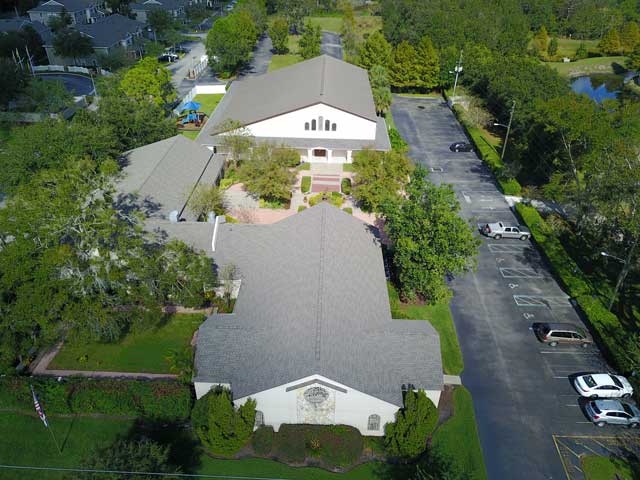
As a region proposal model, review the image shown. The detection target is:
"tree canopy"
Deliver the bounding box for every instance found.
[206,11,258,74]
[120,57,175,110]
[298,21,321,60]
[238,143,298,202]
[382,168,479,303]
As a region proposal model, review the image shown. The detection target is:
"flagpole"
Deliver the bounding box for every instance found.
[30,385,62,454]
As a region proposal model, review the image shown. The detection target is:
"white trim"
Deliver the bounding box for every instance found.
[211,215,220,252]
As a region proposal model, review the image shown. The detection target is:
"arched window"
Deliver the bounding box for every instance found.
[331,123,337,131]
[319,116,324,131]
[367,414,380,431]
[255,410,264,428]
[311,119,316,130]
[325,119,330,131]
[305,122,310,131]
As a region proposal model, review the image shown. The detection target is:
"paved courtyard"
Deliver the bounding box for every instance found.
[391,95,638,480]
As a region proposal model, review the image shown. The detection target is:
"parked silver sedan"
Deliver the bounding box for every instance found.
[585,399,640,428]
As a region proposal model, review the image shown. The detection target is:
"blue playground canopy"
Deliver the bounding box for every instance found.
[180,101,201,112]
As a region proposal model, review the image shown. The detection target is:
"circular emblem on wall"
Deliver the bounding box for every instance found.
[304,386,329,404]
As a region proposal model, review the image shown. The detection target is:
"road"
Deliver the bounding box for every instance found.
[36,73,94,95]
[320,31,342,59]
[391,96,632,480]
[239,34,273,78]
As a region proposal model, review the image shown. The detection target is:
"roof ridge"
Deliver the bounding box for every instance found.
[314,206,326,363]
[319,55,326,97]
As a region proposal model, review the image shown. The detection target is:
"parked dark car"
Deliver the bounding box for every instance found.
[449,142,473,152]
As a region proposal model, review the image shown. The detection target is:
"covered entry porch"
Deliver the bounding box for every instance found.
[300,147,352,164]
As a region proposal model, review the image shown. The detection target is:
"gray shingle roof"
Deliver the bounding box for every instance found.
[76,14,143,48]
[29,0,95,13]
[130,0,185,11]
[115,135,224,222]
[197,55,377,141]
[0,18,52,42]
[194,204,442,406]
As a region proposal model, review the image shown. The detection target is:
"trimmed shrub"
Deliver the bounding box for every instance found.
[317,425,363,468]
[515,203,636,379]
[388,127,408,152]
[452,104,522,196]
[297,205,307,212]
[384,390,438,458]
[0,377,192,420]
[273,425,306,463]
[343,207,353,215]
[341,178,352,195]
[252,426,274,456]
[301,176,311,193]
[309,192,343,208]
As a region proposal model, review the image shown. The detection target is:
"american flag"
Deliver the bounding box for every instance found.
[30,385,48,428]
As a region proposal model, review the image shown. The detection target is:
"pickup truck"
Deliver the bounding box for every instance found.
[480,222,531,240]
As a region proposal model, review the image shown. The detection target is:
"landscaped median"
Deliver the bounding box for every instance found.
[515,203,636,383]
[450,104,522,196]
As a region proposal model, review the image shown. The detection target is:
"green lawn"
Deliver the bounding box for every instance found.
[49,314,204,373]
[547,56,628,77]
[0,124,12,143]
[306,16,343,33]
[0,413,134,480]
[181,129,200,140]
[0,412,402,480]
[269,54,303,71]
[192,93,224,116]
[555,38,599,57]
[388,283,464,375]
[432,387,488,480]
[342,163,354,172]
[582,455,638,479]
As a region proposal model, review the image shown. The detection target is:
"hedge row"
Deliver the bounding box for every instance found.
[0,376,192,420]
[515,203,634,375]
[452,104,522,196]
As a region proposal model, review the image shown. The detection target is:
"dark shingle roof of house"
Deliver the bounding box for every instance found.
[115,135,224,222]
[198,55,377,139]
[194,204,442,406]
[76,14,143,48]
[130,0,185,11]
[29,0,95,13]
[0,18,52,42]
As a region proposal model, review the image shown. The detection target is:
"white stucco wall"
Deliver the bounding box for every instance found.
[246,104,376,141]
[195,374,441,437]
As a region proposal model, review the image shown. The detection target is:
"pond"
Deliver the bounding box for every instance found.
[570,74,623,102]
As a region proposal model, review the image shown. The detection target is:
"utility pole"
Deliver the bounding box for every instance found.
[500,100,516,163]
[451,49,463,104]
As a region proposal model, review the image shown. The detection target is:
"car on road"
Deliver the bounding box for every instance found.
[533,322,593,348]
[573,373,634,398]
[480,222,531,240]
[585,399,640,428]
[449,142,473,152]
[158,53,179,62]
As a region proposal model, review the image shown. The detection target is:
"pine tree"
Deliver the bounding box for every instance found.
[620,22,640,54]
[358,31,392,71]
[533,25,549,52]
[269,17,289,54]
[390,41,419,90]
[548,37,559,57]
[599,29,622,55]
[627,45,640,71]
[575,42,588,59]
[299,22,321,59]
[414,35,440,91]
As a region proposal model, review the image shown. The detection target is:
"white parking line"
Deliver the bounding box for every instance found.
[513,295,572,307]
[500,267,543,278]
[554,376,569,378]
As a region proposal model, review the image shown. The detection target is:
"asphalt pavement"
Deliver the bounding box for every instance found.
[390,96,635,480]
[238,34,273,78]
[321,31,342,59]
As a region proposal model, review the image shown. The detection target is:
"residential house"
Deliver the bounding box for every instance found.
[130,0,185,24]
[197,54,391,164]
[192,204,443,436]
[28,0,104,26]
[43,14,145,65]
[0,17,53,44]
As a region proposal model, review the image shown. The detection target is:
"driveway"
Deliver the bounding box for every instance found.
[391,96,624,480]
[36,73,94,95]
[238,34,273,78]
[321,31,342,59]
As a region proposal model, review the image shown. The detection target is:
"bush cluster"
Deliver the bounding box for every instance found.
[515,204,636,380]
[267,424,364,468]
[252,426,274,456]
[341,178,352,195]
[452,104,522,196]
[0,377,192,420]
[388,127,408,153]
[309,192,343,208]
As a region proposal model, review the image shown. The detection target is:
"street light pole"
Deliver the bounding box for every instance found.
[500,100,516,163]
[451,49,463,103]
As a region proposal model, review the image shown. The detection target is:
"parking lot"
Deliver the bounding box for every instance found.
[391,96,639,479]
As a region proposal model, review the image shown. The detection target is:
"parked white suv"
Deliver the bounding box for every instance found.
[573,373,634,399]
[480,222,531,240]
